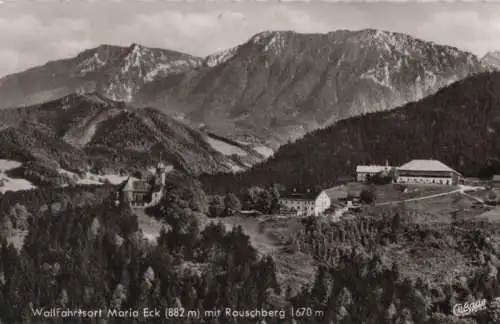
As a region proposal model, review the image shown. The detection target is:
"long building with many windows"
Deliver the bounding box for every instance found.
[394,159,461,185]
[279,190,318,216]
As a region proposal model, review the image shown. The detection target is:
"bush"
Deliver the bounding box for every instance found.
[366,171,393,185]
[360,189,375,204]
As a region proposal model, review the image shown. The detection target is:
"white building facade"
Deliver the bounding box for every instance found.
[313,186,350,216]
[314,191,330,216]
[279,196,316,216]
[395,159,461,185]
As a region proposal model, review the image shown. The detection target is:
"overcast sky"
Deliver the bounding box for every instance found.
[0,1,499,77]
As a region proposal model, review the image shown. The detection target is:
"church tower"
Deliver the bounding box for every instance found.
[155,155,167,186]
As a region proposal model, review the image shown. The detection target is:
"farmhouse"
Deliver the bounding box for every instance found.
[314,186,348,216]
[117,161,169,208]
[280,185,361,217]
[395,159,461,185]
[279,190,318,216]
[356,161,391,182]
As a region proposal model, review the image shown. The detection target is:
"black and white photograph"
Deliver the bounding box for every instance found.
[1,1,500,323]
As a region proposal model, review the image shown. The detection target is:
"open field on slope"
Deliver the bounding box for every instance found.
[0,159,36,193]
[401,190,491,223]
[371,183,459,204]
[475,205,500,223]
[58,168,131,186]
[210,215,316,293]
[381,240,478,284]
[206,136,248,156]
[131,208,171,242]
[369,191,495,284]
[203,187,494,290]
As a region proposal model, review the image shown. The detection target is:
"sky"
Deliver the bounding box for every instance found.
[0,1,499,77]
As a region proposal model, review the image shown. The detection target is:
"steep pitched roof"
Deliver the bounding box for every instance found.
[322,186,348,201]
[281,190,319,200]
[398,159,460,174]
[123,178,151,192]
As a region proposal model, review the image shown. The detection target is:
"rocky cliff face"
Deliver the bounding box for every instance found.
[0,44,202,110]
[482,51,500,70]
[136,29,488,147]
[0,29,489,150]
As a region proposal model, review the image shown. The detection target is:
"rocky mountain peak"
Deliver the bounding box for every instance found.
[141,29,487,148]
[481,51,500,70]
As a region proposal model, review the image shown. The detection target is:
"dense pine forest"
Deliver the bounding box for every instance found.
[0,175,500,323]
[201,72,500,195]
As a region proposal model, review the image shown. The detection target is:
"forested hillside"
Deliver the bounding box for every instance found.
[201,71,500,194]
[2,180,500,323]
[0,93,263,180]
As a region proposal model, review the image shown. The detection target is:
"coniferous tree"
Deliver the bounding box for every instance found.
[223,193,241,216]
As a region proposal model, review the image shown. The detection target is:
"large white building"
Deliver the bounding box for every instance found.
[279,186,352,216]
[314,186,350,216]
[356,162,391,182]
[279,190,317,216]
[395,159,461,185]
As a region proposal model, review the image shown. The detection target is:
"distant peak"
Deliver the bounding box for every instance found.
[250,30,290,42]
[129,43,142,49]
[483,51,500,58]
[481,51,500,69]
[247,30,290,54]
[126,43,151,58]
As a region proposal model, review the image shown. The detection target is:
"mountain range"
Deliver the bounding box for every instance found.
[0,29,494,150]
[201,71,500,194]
[0,93,265,183]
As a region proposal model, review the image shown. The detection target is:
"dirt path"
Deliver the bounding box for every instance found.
[374,185,482,206]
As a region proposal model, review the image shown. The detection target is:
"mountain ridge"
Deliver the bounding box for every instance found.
[201,71,500,194]
[0,43,202,110]
[135,29,489,147]
[0,94,265,180]
[0,29,493,150]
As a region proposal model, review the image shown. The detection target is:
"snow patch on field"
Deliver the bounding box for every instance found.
[206,137,247,156]
[0,159,36,193]
[254,146,274,158]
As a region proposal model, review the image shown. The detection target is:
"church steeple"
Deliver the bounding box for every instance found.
[155,153,166,185]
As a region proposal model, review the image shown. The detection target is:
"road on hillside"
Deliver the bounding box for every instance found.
[374,185,483,206]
